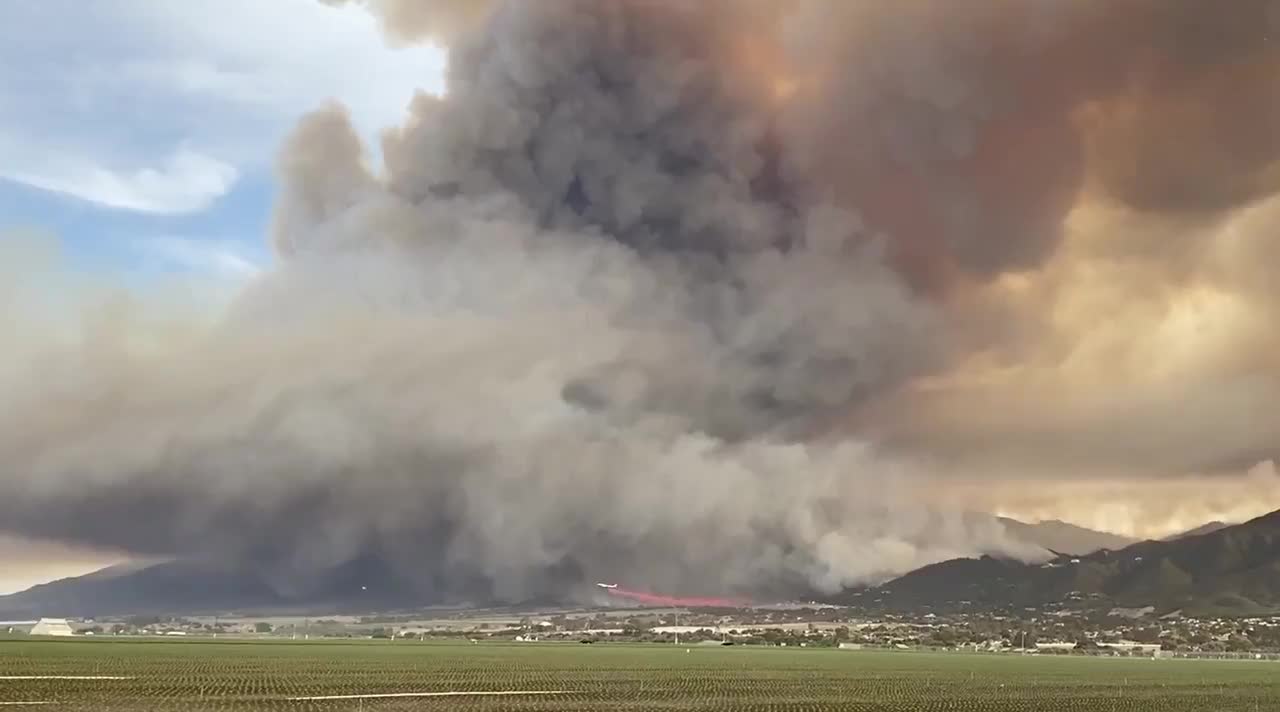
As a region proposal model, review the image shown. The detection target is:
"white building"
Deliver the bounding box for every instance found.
[29,618,75,637]
[1099,641,1162,656]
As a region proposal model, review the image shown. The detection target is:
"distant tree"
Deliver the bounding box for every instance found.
[1255,627,1280,648]
[1131,626,1162,643]
[254,622,273,634]
[929,629,958,647]
[1226,635,1255,653]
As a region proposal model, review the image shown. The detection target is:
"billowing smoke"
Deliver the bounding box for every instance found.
[318,0,493,43]
[2,0,1279,603]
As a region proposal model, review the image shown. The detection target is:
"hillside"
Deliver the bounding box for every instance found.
[997,517,1137,555]
[845,509,1280,615]
[4,513,1267,618]
[1165,521,1230,540]
[0,556,443,618]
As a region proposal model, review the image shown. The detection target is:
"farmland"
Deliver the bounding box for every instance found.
[1,638,1277,710]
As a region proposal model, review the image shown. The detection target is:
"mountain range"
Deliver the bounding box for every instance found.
[996,517,1138,555]
[0,556,443,619]
[844,510,1280,615]
[1164,521,1230,540]
[0,515,1265,617]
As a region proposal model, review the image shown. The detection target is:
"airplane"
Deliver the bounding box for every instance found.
[595,582,618,589]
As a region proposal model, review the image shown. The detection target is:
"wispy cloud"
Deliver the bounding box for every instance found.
[2,145,238,215]
[0,0,443,214]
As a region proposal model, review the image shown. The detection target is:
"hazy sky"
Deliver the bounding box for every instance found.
[0,0,443,279]
[0,0,442,595]
[0,537,130,596]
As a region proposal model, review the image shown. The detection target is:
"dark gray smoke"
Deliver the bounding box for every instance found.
[3,0,1280,601]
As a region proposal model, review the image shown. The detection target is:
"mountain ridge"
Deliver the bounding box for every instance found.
[0,515,1255,618]
[1164,521,1230,540]
[996,516,1138,556]
[0,555,448,618]
[846,509,1280,615]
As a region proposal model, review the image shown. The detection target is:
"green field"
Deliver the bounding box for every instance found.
[1,639,1277,711]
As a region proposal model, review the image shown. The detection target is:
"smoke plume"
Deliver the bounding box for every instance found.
[318,0,493,44]
[2,0,1279,603]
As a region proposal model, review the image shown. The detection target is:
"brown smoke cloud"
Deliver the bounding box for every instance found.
[952,461,1280,540]
[776,0,1280,292]
[1,0,1278,603]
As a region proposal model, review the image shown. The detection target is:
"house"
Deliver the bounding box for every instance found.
[1099,641,1162,656]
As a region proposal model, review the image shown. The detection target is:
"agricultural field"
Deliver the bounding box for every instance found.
[1,638,1277,711]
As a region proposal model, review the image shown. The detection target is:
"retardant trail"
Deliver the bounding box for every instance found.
[605,586,749,608]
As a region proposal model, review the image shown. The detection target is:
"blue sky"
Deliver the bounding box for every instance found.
[0,0,444,286]
[0,0,443,595]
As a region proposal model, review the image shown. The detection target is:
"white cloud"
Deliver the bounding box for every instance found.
[0,0,444,212]
[118,0,447,140]
[2,145,238,215]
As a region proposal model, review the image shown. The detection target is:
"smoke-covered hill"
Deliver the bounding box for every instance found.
[996,518,1138,556]
[0,514,1250,618]
[1165,521,1231,541]
[840,509,1280,615]
[0,556,464,619]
